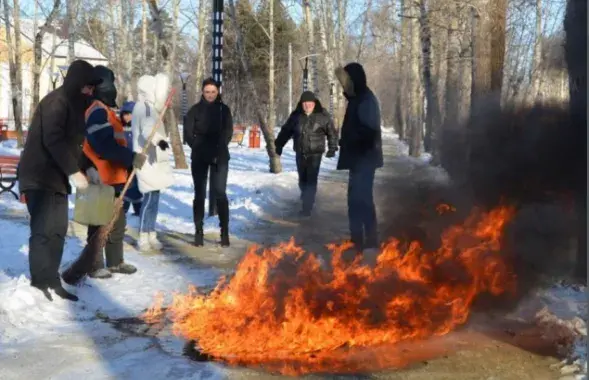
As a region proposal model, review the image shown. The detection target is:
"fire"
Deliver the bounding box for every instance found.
[144,205,517,374]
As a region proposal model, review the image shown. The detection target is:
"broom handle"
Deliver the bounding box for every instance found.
[116,88,177,204]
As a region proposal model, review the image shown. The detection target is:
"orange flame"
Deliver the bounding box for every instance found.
[144,206,517,375]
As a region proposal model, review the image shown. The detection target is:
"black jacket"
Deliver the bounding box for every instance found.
[274,98,338,156]
[18,60,95,195]
[336,63,383,171]
[184,96,234,164]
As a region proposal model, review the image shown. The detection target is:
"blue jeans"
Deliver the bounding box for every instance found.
[347,164,378,250]
[139,191,160,233]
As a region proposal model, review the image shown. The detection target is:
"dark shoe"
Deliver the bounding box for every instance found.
[89,268,113,279]
[108,262,137,274]
[32,284,53,302]
[52,285,79,302]
[299,209,312,217]
[194,228,204,247]
[220,229,230,247]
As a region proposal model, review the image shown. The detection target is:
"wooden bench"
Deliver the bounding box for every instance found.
[0,155,19,199]
[231,125,247,147]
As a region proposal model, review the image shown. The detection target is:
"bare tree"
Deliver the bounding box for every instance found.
[2,0,24,147]
[268,0,276,137]
[31,0,61,109]
[528,0,543,103]
[407,1,422,157]
[147,0,188,169]
[66,0,77,62]
[227,0,282,173]
[302,0,318,92]
[194,0,209,89]
[142,0,148,72]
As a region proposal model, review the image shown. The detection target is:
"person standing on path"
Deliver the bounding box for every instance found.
[18,60,101,302]
[120,101,143,216]
[274,91,338,216]
[82,65,146,279]
[183,78,234,247]
[132,73,174,252]
[335,62,383,254]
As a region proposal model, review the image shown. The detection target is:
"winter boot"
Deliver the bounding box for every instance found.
[51,285,79,302]
[217,198,230,247]
[109,262,137,275]
[193,198,205,247]
[89,268,113,279]
[137,232,151,252]
[149,232,163,250]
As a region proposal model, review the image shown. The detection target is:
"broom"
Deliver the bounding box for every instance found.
[62,88,176,285]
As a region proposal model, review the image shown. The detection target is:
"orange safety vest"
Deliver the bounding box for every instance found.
[82,100,129,185]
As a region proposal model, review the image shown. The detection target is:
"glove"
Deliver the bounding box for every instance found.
[132,153,147,170]
[326,150,336,158]
[85,167,101,184]
[275,146,283,156]
[158,140,169,151]
[69,171,89,191]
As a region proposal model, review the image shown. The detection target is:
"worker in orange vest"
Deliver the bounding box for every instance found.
[81,65,147,279]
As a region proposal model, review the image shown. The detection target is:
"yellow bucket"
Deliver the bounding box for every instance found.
[73,184,115,226]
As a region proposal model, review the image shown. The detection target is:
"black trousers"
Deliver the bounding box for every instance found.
[191,159,229,229]
[296,153,322,212]
[348,164,378,250]
[25,190,69,289]
[87,205,126,270]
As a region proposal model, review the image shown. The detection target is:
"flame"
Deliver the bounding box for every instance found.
[144,205,517,374]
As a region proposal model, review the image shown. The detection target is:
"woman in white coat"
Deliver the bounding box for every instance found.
[132,73,174,251]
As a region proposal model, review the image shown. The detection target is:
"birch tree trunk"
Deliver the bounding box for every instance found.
[355,0,372,60]
[66,0,76,62]
[194,0,208,89]
[142,0,148,72]
[444,3,461,127]
[529,0,543,103]
[32,0,60,108]
[408,1,421,157]
[317,0,337,117]
[303,0,318,92]
[228,0,282,173]
[470,2,492,114]
[419,0,441,157]
[2,0,24,147]
[490,0,507,104]
[268,0,276,135]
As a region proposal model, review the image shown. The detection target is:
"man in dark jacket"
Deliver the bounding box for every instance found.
[274,91,338,216]
[335,62,383,253]
[183,77,234,247]
[18,59,101,302]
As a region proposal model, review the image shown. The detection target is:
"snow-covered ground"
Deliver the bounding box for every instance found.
[0,129,586,379]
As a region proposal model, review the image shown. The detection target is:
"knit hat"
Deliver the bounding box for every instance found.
[300,91,316,103]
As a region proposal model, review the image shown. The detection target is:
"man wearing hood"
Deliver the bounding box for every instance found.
[184,77,234,247]
[18,59,101,302]
[81,65,147,279]
[274,91,338,216]
[335,62,383,254]
[132,73,174,252]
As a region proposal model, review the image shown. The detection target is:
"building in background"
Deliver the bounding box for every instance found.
[0,18,108,129]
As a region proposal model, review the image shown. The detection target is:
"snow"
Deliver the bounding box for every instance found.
[0,130,586,379]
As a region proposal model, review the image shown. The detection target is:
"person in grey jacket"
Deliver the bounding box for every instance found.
[335,62,383,254]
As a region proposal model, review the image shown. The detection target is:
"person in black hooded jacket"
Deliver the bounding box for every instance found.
[274,91,338,216]
[18,60,101,302]
[335,62,383,254]
[183,77,234,247]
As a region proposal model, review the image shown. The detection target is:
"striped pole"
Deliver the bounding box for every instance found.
[209,0,224,217]
[212,0,224,94]
[329,82,334,115]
